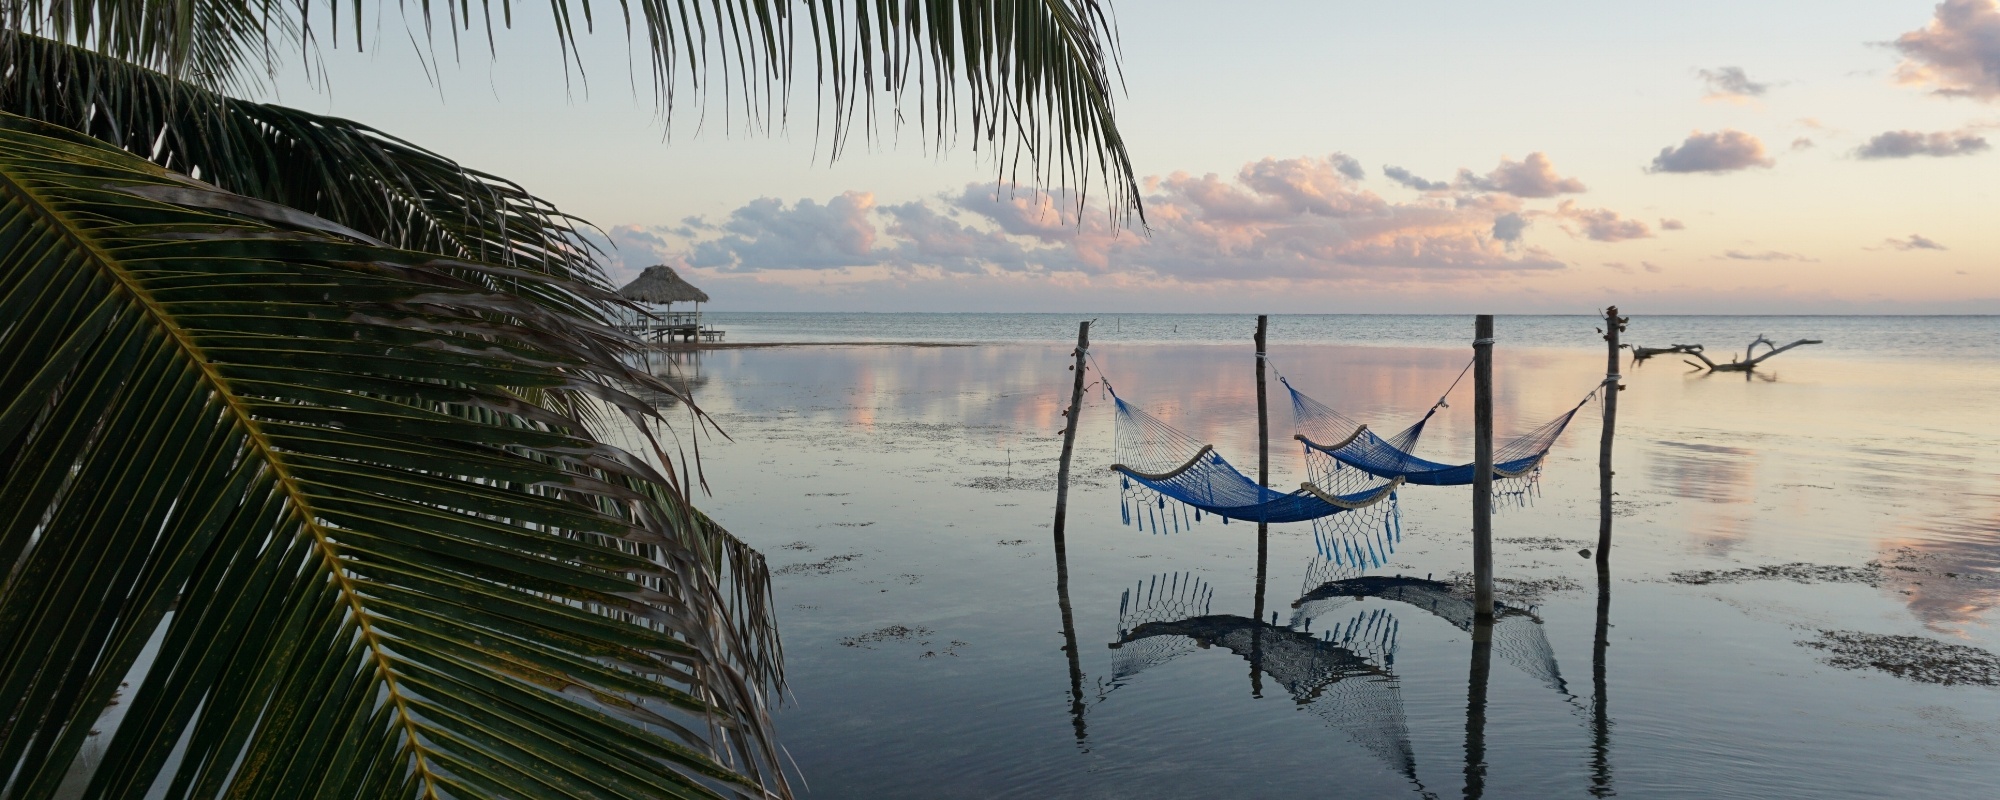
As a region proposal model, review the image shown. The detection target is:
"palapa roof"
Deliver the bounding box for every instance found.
[616,265,710,304]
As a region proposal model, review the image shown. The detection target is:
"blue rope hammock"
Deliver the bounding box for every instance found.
[1108,391,1401,528]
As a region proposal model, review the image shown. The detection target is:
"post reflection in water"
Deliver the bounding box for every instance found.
[1591,569,1613,797]
[1464,619,1492,800]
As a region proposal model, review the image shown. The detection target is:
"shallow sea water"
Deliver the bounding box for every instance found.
[648,315,2000,798]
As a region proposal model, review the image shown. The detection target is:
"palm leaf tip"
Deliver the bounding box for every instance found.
[0,111,786,798]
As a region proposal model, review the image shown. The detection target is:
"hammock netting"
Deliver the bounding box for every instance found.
[1312,499,1403,569]
[1110,572,1215,683]
[1111,394,1400,531]
[1288,380,1599,507]
[1112,612,1419,785]
[1292,575,1572,699]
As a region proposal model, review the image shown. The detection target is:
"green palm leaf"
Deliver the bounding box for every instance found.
[5,0,1143,224]
[0,0,288,93]
[0,32,608,304]
[0,111,785,798]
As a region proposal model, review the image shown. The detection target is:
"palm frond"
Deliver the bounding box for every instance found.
[8,0,1143,225]
[0,32,608,305]
[0,111,785,798]
[0,0,289,93]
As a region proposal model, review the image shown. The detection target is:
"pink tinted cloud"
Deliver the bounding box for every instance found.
[628,154,1571,286]
[1893,0,2000,100]
[1546,201,1654,242]
[1648,130,1775,173]
[1455,152,1588,197]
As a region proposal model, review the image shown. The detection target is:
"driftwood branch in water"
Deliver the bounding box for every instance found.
[1675,335,1823,372]
[1631,343,1704,362]
[1632,334,1824,372]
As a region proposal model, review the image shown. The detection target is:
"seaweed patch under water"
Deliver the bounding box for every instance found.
[774,553,864,576]
[1442,571,1583,603]
[1500,537,1589,552]
[1798,630,2000,686]
[839,625,936,649]
[1668,548,1990,588]
[1671,562,1883,586]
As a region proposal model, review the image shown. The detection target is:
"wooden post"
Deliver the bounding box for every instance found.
[1052,320,1091,739]
[1051,321,1091,537]
[1472,315,1495,620]
[1253,315,1270,627]
[1598,307,1624,568]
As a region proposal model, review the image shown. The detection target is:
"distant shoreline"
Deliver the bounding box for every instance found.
[652,341,980,350]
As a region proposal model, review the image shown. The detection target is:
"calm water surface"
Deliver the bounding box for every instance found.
[640,315,2000,798]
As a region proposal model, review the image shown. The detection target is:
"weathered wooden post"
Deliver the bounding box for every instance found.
[1052,321,1092,537]
[1253,315,1271,626]
[1597,306,1625,568]
[1051,321,1091,739]
[1472,314,1495,620]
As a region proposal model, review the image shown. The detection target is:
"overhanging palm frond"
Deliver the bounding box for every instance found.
[9,0,1143,225]
[0,0,288,93]
[0,32,608,306]
[0,111,785,798]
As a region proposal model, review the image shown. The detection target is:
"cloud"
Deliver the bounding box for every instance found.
[1884,234,1948,250]
[1383,165,1450,191]
[1329,152,1367,181]
[686,191,883,270]
[1720,249,1814,262]
[1648,130,1776,173]
[1549,201,1653,242]
[1659,218,1686,230]
[1790,137,1817,151]
[1698,66,1770,101]
[1855,129,1991,158]
[1642,261,1665,273]
[1455,152,1587,197]
[627,154,1568,289]
[1893,0,2000,100]
[1601,261,1632,273]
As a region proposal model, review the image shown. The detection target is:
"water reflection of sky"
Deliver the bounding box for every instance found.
[639,340,2000,798]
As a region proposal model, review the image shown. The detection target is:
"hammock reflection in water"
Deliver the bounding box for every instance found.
[1291,568,1574,700]
[1109,573,1425,793]
[1094,560,1581,797]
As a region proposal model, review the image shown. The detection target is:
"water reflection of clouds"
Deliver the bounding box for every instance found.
[1880,506,2000,635]
[1648,440,1757,504]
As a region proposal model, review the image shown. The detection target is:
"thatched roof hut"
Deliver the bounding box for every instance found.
[617,265,710,304]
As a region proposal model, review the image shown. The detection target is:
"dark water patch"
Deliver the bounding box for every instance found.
[830,522,875,527]
[779,541,814,551]
[1671,562,1883,586]
[839,625,935,649]
[959,475,1059,492]
[996,539,1027,546]
[775,553,863,576]
[1444,571,1582,603]
[1500,536,1589,551]
[1799,630,2000,686]
[919,641,968,659]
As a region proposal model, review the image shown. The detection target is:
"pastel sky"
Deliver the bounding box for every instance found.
[263,1,2000,313]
